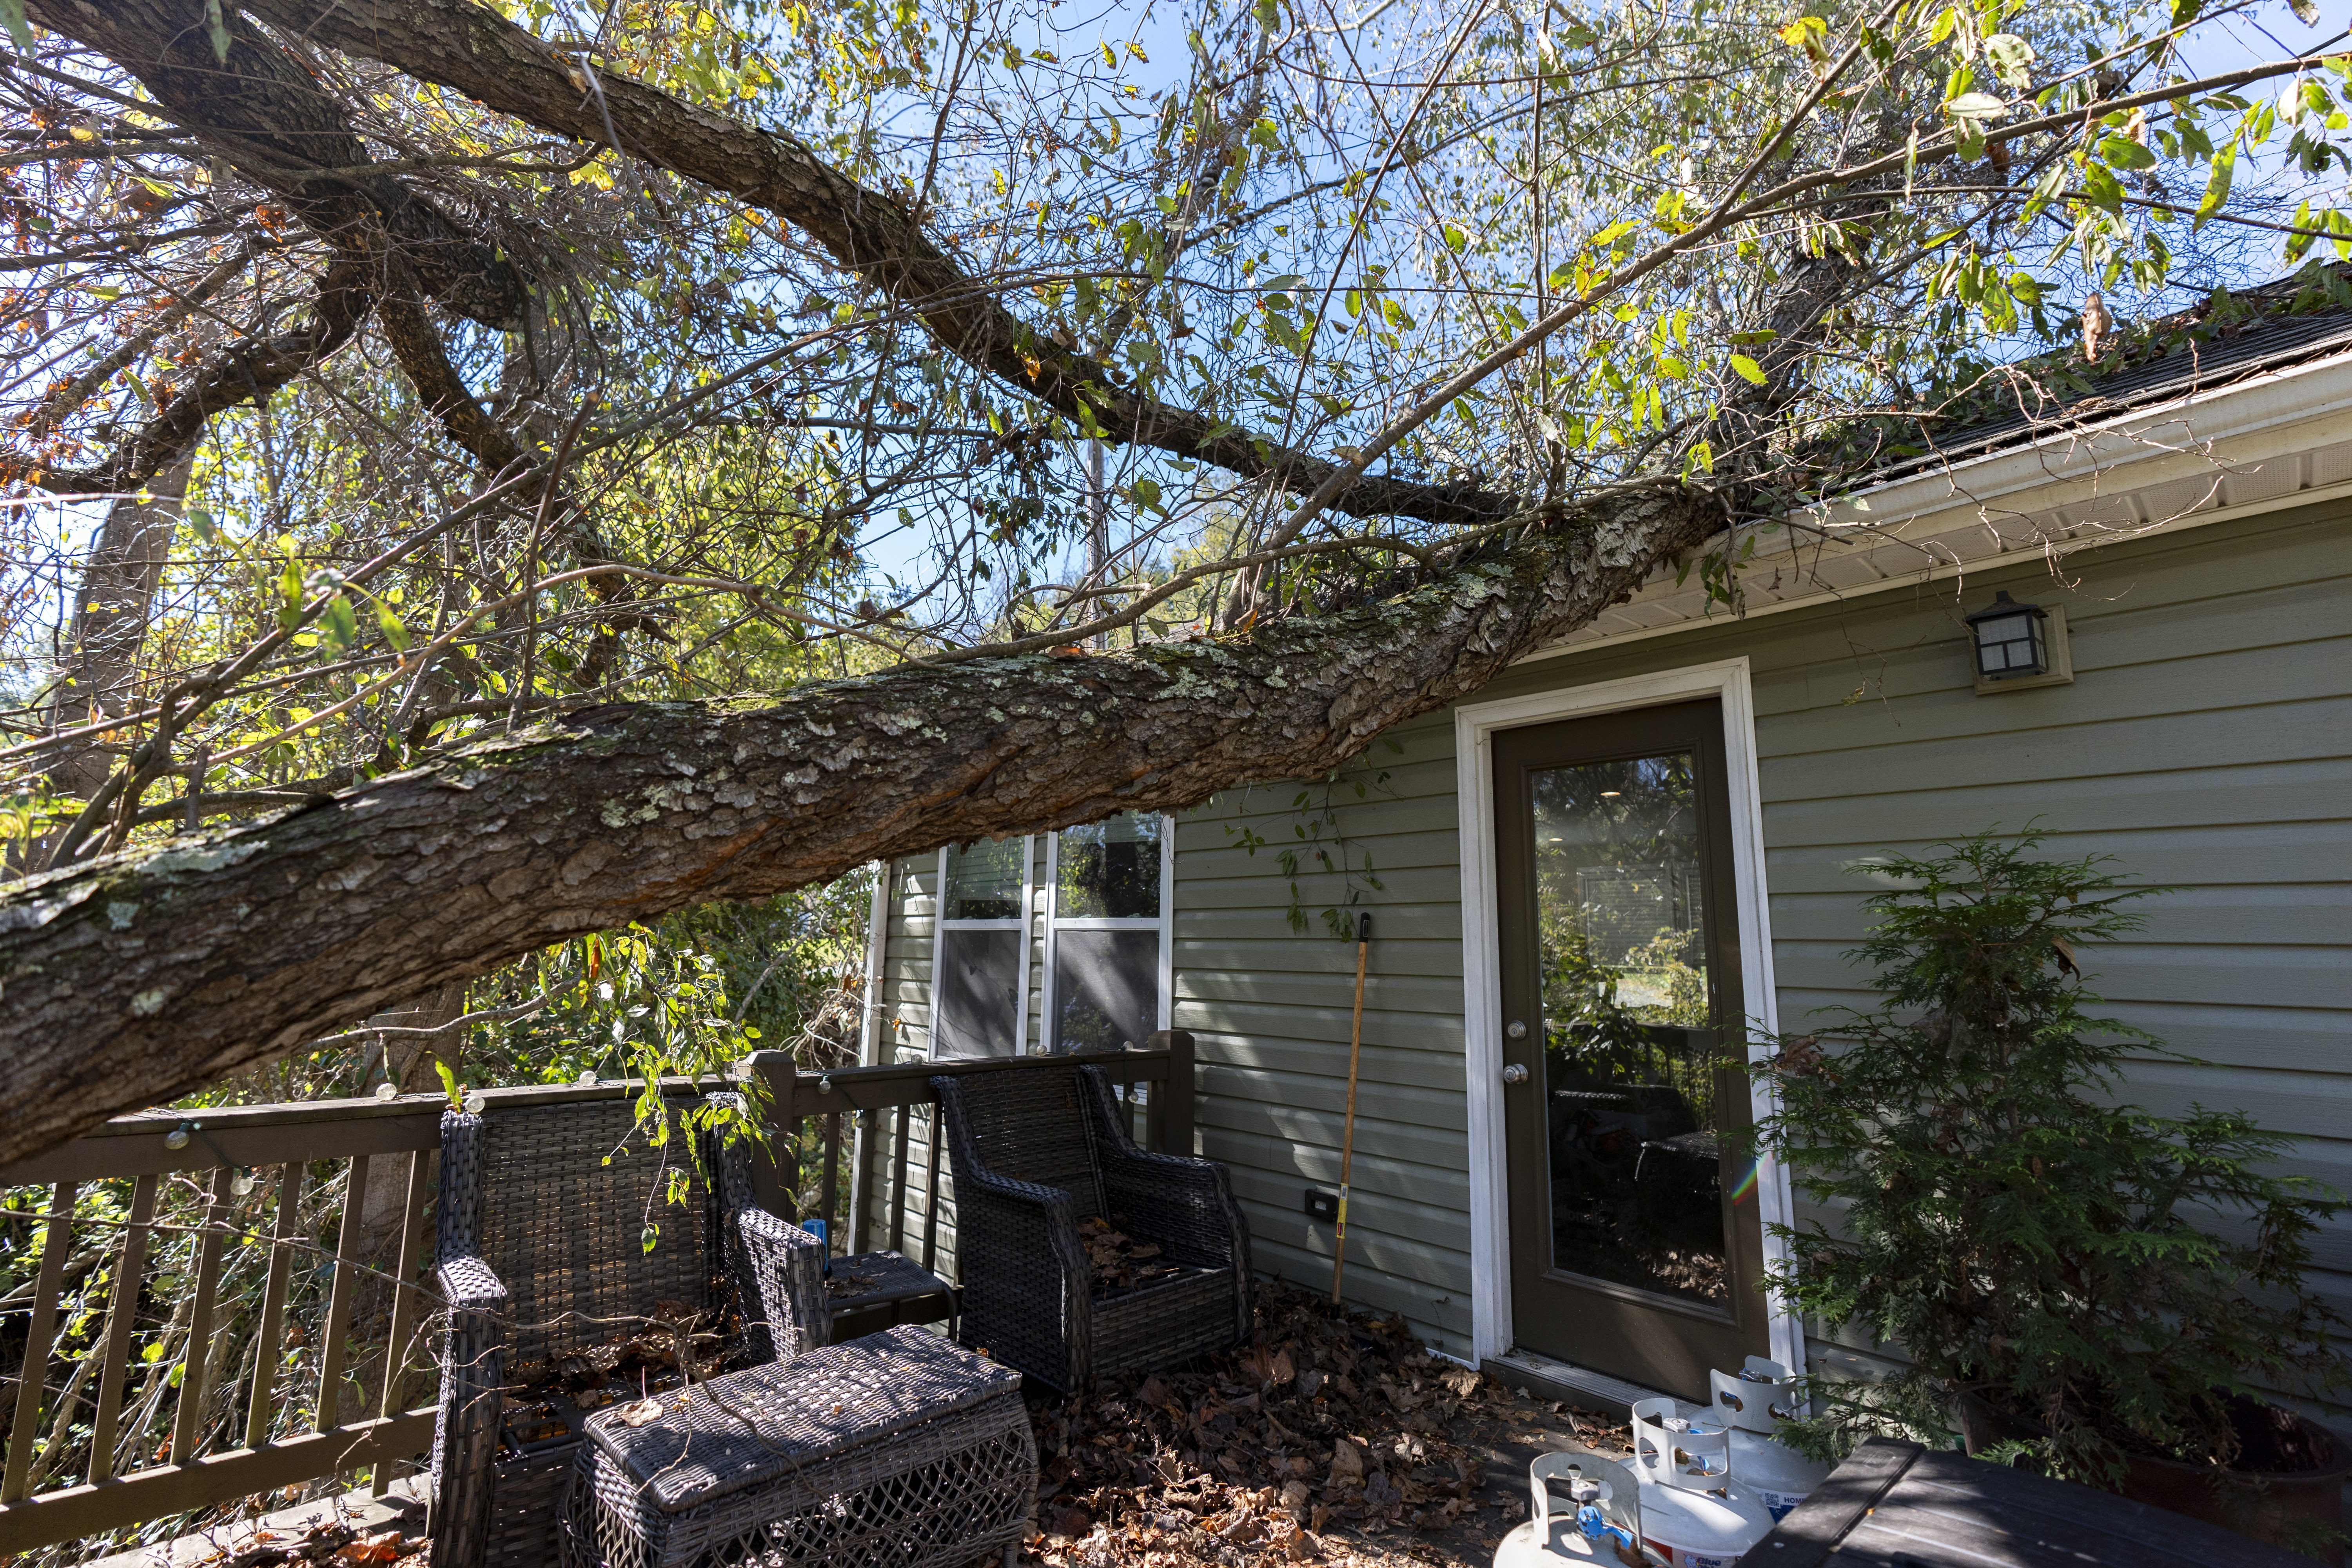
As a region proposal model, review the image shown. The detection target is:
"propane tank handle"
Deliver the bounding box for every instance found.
[1529,1452,1640,1552]
[1632,1399,1735,1493]
[1710,1357,1803,1434]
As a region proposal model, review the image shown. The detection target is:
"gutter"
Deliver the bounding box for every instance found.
[1524,348,2352,664]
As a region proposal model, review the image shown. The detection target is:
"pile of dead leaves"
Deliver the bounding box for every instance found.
[499,1301,741,1453]
[1078,1217,1182,1294]
[204,1521,407,1568]
[1019,1279,1613,1567]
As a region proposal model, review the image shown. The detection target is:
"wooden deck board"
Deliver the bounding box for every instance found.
[1746,1437,2313,1567]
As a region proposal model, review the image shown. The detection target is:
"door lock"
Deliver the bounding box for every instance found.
[1506,1020,1528,1039]
[1501,1063,1530,1086]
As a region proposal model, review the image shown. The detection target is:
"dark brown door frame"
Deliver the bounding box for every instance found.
[1492,698,1767,1398]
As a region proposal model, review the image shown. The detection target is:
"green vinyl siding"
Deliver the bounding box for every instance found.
[1173,728,1474,1352]
[874,499,2351,1374]
[1174,499,2351,1366]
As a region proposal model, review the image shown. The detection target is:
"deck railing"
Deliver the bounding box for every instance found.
[0,1037,1194,1557]
[0,1092,448,1557]
[735,1033,1195,1288]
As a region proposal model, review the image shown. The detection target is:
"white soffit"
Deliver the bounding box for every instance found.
[1525,349,2352,662]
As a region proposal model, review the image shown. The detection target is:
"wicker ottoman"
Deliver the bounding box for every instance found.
[562,1325,1035,1568]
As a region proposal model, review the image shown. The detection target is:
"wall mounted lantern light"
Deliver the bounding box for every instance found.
[1965,590,2073,694]
[1967,591,2047,679]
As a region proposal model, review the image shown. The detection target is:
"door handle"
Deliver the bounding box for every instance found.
[1501,1064,1530,1086]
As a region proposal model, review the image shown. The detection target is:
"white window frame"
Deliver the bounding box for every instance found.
[1039,813,1175,1053]
[929,837,1033,1060]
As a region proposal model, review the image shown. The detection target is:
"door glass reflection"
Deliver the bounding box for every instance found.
[1531,752,1727,1305]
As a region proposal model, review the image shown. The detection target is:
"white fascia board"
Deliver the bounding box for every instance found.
[1524,351,2352,664]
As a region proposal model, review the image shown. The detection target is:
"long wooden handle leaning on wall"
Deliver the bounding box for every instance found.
[1331,912,1372,1304]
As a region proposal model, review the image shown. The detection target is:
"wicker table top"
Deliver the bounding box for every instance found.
[583,1325,1020,1515]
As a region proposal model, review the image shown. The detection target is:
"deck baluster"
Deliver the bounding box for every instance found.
[314,1155,371,1435]
[245,1164,306,1450]
[171,1169,236,1468]
[921,1104,943,1275]
[3,1181,80,1503]
[87,1173,160,1485]
[370,1151,431,1498]
[888,1103,911,1252]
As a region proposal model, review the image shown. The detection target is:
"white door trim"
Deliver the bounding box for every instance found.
[1452,656,1801,1373]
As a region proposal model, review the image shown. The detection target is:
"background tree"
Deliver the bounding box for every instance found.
[2,0,2349,1163]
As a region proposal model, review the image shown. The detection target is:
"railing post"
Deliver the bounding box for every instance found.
[738,1050,799,1220]
[849,1107,880,1255]
[1163,1030,1195,1156]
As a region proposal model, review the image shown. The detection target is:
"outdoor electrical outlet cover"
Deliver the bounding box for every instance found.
[1305,1189,1339,1223]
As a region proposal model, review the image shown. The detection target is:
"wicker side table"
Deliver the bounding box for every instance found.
[563,1325,1035,1568]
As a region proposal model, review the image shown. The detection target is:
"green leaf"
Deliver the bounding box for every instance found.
[375,601,410,652]
[1729,353,1767,385]
[0,0,30,55]
[187,506,217,544]
[2289,0,2320,23]
[278,558,304,635]
[2194,143,2236,228]
[2099,134,2158,171]
[321,594,359,654]
[434,1059,464,1113]
[1945,91,2009,122]
[1441,221,1468,254]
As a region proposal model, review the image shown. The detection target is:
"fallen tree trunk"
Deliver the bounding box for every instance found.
[0,487,1720,1168]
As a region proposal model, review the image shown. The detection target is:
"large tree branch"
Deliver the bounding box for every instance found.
[29,0,529,329]
[0,482,1720,1167]
[236,0,1513,526]
[33,253,376,495]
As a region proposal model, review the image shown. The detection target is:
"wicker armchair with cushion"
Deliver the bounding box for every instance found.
[432,1096,823,1568]
[932,1061,1251,1390]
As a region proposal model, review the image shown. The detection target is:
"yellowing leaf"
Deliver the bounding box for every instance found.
[1729,352,1767,385]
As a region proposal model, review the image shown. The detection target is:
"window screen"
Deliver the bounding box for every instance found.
[1051,929,1160,1053]
[943,838,1025,921]
[935,927,1024,1058]
[1054,815,1163,919]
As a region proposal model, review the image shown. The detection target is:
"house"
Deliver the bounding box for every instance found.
[862,289,2352,1412]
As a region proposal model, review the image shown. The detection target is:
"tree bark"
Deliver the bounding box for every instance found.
[43,448,202,802]
[0,485,1721,1168]
[28,0,527,331]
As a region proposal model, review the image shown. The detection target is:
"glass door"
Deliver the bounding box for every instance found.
[1492,698,1768,1396]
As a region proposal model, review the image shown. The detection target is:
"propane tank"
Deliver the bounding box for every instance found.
[1706,1356,1833,1521]
[1625,1399,1775,1568]
[1492,1454,1649,1568]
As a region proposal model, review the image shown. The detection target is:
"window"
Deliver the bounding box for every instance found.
[1044,814,1172,1053]
[932,837,1031,1058]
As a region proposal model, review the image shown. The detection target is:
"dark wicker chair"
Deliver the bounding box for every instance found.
[432,1095,823,1568]
[932,1061,1251,1390]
